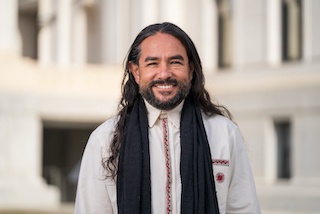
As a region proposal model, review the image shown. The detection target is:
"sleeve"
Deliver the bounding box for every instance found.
[74,129,115,214]
[226,127,261,214]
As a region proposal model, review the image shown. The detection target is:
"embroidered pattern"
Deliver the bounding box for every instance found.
[162,116,171,214]
[212,159,229,166]
[216,172,225,183]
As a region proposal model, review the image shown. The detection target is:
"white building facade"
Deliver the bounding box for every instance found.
[0,0,320,213]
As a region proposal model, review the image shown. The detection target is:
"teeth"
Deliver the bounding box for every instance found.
[157,85,173,89]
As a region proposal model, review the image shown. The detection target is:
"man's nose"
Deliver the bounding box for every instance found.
[158,63,172,79]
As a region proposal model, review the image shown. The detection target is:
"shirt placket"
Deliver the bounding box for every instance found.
[160,112,171,214]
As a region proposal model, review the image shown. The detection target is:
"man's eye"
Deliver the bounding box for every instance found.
[147,62,158,66]
[171,61,182,65]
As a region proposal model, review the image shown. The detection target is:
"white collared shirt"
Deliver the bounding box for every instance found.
[74,100,261,214]
[144,100,184,214]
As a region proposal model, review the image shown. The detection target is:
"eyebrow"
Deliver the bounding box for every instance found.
[144,54,185,62]
[169,55,185,61]
[144,56,159,62]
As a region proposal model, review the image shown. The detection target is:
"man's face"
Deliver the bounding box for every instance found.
[130,33,194,110]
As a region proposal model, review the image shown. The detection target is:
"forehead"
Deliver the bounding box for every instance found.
[139,33,187,59]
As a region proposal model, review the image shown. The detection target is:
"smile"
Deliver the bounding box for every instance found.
[156,85,174,89]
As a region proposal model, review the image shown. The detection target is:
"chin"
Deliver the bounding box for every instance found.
[156,96,176,103]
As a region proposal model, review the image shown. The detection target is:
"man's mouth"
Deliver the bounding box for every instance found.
[156,84,174,89]
[150,79,178,89]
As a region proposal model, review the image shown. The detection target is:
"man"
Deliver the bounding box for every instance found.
[75,22,261,214]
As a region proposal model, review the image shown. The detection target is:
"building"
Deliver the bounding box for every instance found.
[0,0,319,213]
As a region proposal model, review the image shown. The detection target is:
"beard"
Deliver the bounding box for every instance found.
[139,78,191,110]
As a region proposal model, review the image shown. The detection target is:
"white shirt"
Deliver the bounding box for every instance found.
[146,101,183,214]
[74,101,261,214]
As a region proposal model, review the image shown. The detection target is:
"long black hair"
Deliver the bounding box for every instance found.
[103,22,232,179]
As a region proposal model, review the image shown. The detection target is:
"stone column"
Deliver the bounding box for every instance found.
[303,0,320,62]
[57,0,72,66]
[159,0,186,27]
[200,0,217,73]
[293,113,320,185]
[102,0,131,64]
[72,2,87,66]
[38,0,55,66]
[267,0,282,66]
[141,0,158,27]
[0,94,59,209]
[232,0,266,68]
[0,0,21,56]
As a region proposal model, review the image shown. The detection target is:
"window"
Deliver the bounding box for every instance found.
[18,0,39,59]
[274,120,291,179]
[42,122,97,202]
[217,0,232,68]
[282,0,302,61]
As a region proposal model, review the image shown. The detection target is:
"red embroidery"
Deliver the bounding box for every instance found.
[216,172,225,183]
[212,159,229,166]
[162,117,171,213]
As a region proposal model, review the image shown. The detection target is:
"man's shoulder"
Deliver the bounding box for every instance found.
[202,113,235,125]
[89,116,118,144]
[202,113,238,133]
[94,115,117,133]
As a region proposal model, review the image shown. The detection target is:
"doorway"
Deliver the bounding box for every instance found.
[42,122,98,202]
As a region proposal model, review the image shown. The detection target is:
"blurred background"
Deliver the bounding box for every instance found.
[0,0,319,213]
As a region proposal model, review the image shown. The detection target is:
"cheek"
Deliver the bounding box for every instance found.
[139,71,155,84]
[179,71,193,83]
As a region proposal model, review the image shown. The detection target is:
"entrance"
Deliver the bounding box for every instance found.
[42,122,98,202]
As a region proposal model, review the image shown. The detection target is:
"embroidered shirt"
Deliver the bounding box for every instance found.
[74,100,261,214]
[145,100,184,214]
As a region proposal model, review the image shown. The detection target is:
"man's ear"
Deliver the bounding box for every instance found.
[129,61,140,84]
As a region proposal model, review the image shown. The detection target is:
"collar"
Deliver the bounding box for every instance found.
[144,99,184,129]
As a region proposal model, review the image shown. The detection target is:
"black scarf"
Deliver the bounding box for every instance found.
[117,96,219,213]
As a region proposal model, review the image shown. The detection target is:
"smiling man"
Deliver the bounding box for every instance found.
[75,22,261,214]
[130,33,193,110]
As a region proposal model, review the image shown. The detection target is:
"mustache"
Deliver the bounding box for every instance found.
[149,78,178,87]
